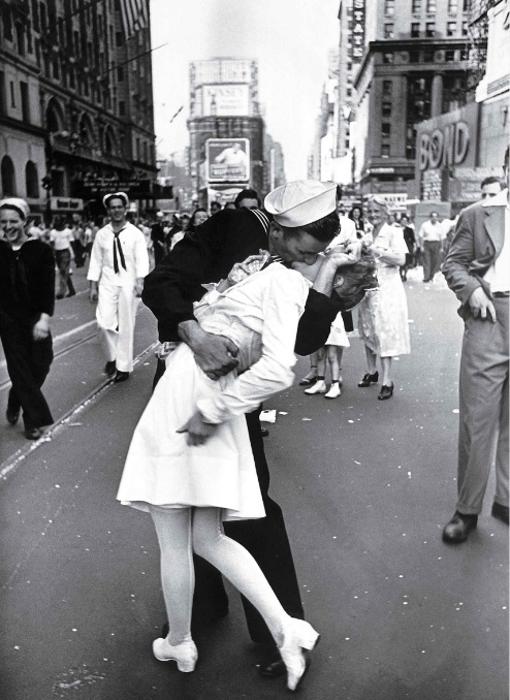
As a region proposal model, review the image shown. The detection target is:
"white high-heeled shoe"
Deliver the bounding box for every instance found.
[152,637,198,672]
[278,618,320,691]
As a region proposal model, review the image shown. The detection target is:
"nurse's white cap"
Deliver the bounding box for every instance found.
[264,180,337,227]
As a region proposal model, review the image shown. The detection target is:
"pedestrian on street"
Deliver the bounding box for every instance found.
[441,147,509,544]
[417,211,444,283]
[119,181,359,690]
[87,192,149,383]
[49,216,76,299]
[357,195,410,400]
[150,211,167,267]
[234,188,261,210]
[0,198,55,440]
[399,213,416,282]
[141,181,348,680]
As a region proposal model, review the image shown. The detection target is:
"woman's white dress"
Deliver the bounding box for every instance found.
[116,262,310,521]
[357,223,410,357]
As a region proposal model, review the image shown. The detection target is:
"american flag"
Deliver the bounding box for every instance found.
[118,0,149,38]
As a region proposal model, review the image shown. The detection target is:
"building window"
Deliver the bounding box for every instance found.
[445,49,456,61]
[425,22,435,36]
[384,0,395,15]
[119,101,125,116]
[448,0,458,12]
[382,123,391,137]
[426,0,436,12]
[2,7,13,40]
[39,2,46,30]
[31,0,39,31]
[410,50,421,62]
[447,21,457,35]
[381,144,390,157]
[9,81,16,108]
[1,155,16,196]
[383,80,392,95]
[411,22,420,37]
[384,23,394,38]
[16,23,25,56]
[117,67,124,81]
[423,49,434,61]
[20,81,29,122]
[460,47,469,60]
[383,52,394,64]
[116,31,123,46]
[412,0,422,13]
[462,20,469,35]
[382,101,392,117]
[463,0,471,11]
[0,71,5,115]
[25,161,39,198]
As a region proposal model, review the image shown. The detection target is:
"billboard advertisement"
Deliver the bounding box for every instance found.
[351,0,366,63]
[206,138,250,183]
[201,84,250,116]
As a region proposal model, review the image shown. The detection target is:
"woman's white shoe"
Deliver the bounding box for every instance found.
[152,638,198,672]
[304,379,327,395]
[278,619,320,691]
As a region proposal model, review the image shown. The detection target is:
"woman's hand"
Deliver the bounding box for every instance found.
[178,321,239,379]
[177,410,218,446]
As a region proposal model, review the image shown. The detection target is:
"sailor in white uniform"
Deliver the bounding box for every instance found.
[87,192,149,382]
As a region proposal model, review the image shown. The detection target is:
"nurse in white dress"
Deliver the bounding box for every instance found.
[116,180,357,691]
[357,196,411,400]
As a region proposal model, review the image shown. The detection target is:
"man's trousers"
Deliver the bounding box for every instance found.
[96,284,140,373]
[457,296,509,515]
[0,312,53,430]
[422,240,442,281]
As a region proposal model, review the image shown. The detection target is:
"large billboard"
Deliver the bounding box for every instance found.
[200,84,250,116]
[206,138,250,183]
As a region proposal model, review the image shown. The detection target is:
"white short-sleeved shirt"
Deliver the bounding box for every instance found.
[50,227,74,251]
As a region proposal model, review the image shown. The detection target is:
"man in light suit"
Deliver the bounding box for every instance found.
[442,147,509,543]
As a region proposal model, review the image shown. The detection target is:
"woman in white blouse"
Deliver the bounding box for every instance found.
[117,226,356,690]
[357,196,411,400]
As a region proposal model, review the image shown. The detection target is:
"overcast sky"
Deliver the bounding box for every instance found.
[150,0,339,180]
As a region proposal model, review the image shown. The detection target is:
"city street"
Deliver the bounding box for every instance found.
[0,268,507,700]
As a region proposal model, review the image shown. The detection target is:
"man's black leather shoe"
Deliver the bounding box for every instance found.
[104,360,116,376]
[358,371,379,387]
[6,408,20,425]
[442,512,478,543]
[114,371,130,383]
[492,502,509,525]
[258,657,286,678]
[24,427,44,440]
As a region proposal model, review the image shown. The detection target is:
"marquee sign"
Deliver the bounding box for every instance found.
[351,0,366,63]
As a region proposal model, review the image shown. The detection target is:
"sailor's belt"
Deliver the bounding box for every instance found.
[155,341,180,359]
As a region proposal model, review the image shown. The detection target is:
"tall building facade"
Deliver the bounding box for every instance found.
[0,0,156,218]
[187,57,266,206]
[342,0,473,196]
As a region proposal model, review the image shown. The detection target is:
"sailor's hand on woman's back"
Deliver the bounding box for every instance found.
[178,320,239,379]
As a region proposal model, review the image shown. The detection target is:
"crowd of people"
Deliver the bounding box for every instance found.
[0,157,508,692]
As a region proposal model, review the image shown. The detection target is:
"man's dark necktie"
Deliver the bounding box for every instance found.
[113,229,126,274]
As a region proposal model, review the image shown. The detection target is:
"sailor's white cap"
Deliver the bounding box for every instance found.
[0,197,30,220]
[103,191,129,209]
[264,180,337,227]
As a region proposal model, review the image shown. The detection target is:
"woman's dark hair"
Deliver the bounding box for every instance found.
[282,210,339,243]
[348,205,364,232]
[190,207,207,227]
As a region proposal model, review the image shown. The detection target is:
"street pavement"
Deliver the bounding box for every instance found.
[0,267,508,700]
